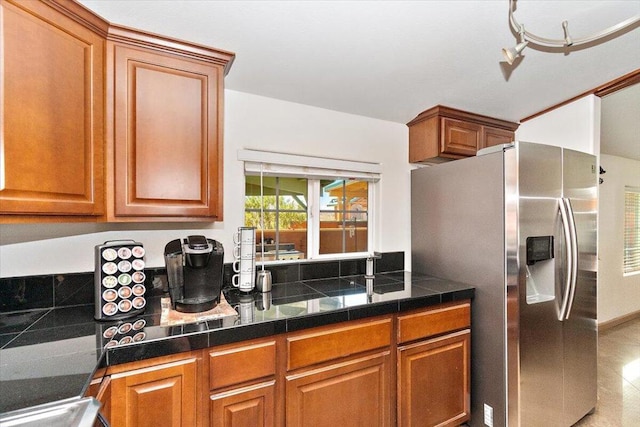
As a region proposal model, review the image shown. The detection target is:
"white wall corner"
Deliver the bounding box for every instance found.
[515,95,600,155]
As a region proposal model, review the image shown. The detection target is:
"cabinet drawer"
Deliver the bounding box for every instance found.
[209,340,276,390]
[287,318,392,371]
[397,301,470,344]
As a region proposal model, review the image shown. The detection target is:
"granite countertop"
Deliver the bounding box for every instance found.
[0,271,474,414]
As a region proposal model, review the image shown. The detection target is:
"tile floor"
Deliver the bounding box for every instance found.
[573,317,640,426]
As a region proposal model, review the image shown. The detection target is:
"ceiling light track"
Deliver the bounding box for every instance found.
[503,0,640,64]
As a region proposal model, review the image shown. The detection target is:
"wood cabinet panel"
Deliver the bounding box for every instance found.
[287,317,392,371]
[108,43,223,219]
[408,116,442,162]
[0,0,104,217]
[210,381,275,427]
[397,300,470,344]
[96,377,112,426]
[398,330,471,427]
[441,118,482,157]
[105,302,470,427]
[407,105,518,164]
[1,1,234,222]
[481,126,515,149]
[110,357,198,427]
[286,352,392,427]
[209,340,276,390]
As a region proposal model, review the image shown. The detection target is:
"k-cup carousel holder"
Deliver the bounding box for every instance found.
[94,240,147,321]
[97,317,147,350]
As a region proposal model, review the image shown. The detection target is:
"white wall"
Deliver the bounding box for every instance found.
[0,90,410,278]
[598,154,640,323]
[515,95,601,156]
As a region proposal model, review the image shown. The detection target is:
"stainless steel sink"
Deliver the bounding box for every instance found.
[0,397,100,427]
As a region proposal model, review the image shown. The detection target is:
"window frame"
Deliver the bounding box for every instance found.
[307,178,376,260]
[239,149,380,263]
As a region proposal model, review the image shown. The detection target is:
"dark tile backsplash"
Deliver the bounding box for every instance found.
[375,251,404,274]
[0,276,53,313]
[299,261,340,281]
[0,252,404,314]
[258,251,403,285]
[54,273,94,307]
[338,259,364,277]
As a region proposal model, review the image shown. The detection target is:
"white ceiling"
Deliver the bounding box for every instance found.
[78,0,640,157]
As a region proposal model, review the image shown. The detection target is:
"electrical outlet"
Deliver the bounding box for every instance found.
[484,403,494,427]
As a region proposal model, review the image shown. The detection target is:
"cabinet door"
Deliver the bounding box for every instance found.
[441,118,481,157]
[109,43,223,220]
[210,381,275,427]
[110,358,198,427]
[481,126,514,149]
[1,0,104,217]
[286,352,392,427]
[398,330,470,427]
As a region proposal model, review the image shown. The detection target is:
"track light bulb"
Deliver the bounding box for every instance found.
[502,40,529,65]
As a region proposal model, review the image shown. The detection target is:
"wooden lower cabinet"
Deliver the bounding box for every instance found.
[104,301,471,427]
[210,381,275,427]
[285,352,392,427]
[208,339,277,427]
[109,357,198,427]
[398,330,471,427]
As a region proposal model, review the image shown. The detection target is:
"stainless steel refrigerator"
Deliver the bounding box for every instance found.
[411,141,598,427]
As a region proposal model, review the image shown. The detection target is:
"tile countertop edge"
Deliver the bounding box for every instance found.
[106,285,475,366]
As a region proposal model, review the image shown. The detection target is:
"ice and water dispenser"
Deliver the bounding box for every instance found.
[525,235,555,304]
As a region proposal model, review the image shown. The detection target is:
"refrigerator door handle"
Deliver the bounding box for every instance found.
[558,198,574,321]
[563,198,579,320]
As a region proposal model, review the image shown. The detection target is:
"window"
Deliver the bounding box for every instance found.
[624,186,640,275]
[239,150,379,263]
[318,179,368,254]
[245,176,309,261]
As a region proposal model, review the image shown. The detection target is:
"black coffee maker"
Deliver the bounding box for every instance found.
[164,235,224,313]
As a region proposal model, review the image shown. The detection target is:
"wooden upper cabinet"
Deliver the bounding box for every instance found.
[105,26,234,221]
[407,105,518,164]
[0,0,234,223]
[481,125,516,149]
[0,0,106,220]
[441,118,482,157]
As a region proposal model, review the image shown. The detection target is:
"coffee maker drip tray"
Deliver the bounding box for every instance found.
[174,296,217,313]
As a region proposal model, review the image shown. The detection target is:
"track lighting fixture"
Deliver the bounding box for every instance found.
[502,0,639,64]
[502,25,528,65]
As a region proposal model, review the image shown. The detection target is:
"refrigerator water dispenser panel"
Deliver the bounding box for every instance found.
[526,236,554,265]
[525,236,556,305]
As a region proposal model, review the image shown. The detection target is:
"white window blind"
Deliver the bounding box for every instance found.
[624,186,640,274]
[238,149,381,181]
